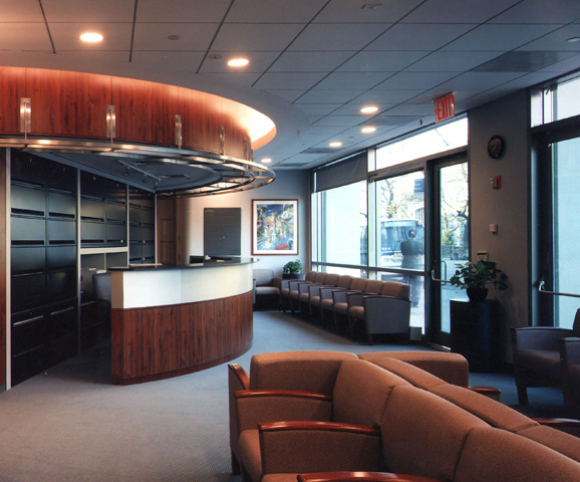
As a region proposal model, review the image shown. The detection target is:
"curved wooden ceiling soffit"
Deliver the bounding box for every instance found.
[0,67,276,196]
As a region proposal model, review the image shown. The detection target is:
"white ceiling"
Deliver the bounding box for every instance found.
[1,0,580,172]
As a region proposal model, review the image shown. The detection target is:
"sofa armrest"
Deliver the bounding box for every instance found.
[347,292,367,307]
[298,471,443,482]
[229,363,250,391]
[320,287,348,300]
[362,296,411,334]
[468,386,501,402]
[333,290,359,304]
[562,337,580,365]
[511,326,574,352]
[272,277,283,290]
[533,417,580,437]
[259,421,381,476]
[234,390,333,433]
[309,284,338,297]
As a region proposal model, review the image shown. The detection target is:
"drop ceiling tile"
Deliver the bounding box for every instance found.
[355,88,425,104]
[0,23,52,50]
[288,23,390,51]
[517,24,580,51]
[332,102,392,115]
[490,0,580,24]
[409,89,482,104]
[200,71,262,86]
[405,51,503,72]
[442,24,559,51]
[264,89,308,103]
[136,0,232,22]
[375,71,457,90]
[315,71,393,90]
[295,88,367,104]
[132,51,206,71]
[401,0,520,23]
[58,50,132,63]
[471,51,577,73]
[436,71,524,91]
[225,0,326,23]
[0,0,45,21]
[269,51,355,73]
[314,115,364,127]
[49,23,134,51]
[315,0,424,23]
[304,125,346,137]
[254,72,327,90]
[211,23,304,51]
[296,104,342,116]
[384,104,434,116]
[367,23,477,51]
[538,52,580,72]
[133,23,219,51]
[42,0,135,22]
[199,51,281,73]
[338,50,429,72]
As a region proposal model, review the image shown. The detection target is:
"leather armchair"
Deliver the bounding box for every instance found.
[511,309,580,405]
[297,472,439,482]
[561,337,580,408]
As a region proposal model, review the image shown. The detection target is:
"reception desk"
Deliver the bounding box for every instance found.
[109,258,254,385]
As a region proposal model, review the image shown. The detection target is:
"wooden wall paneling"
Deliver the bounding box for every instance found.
[0,149,5,386]
[111,291,253,384]
[178,87,222,154]
[224,101,250,160]
[73,72,111,139]
[0,67,25,135]
[112,77,178,146]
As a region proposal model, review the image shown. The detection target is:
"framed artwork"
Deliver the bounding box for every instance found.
[252,199,298,255]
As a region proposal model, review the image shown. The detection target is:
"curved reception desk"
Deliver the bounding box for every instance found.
[109,258,254,385]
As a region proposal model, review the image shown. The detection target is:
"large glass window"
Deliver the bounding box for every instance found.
[315,181,367,271]
[531,73,580,127]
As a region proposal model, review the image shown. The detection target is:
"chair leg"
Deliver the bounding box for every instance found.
[517,385,529,405]
[231,450,241,475]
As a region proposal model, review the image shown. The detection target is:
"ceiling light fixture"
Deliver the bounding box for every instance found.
[329,141,342,148]
[261,158,272,164]
[361,126,376,134]
[168,35,181,41]
[360,105,379,114]
[567,37,580,43]
[80,32,103,43]
[228,58,249,67]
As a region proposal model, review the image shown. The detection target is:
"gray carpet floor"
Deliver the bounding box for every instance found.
[0,310,570,481]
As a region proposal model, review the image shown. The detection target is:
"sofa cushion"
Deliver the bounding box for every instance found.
[431,384,538,432]
[359,351,469,387]
[332,359,410,428]
[381,385,489,480]
[455,426,580,482]
[250,351,358,395]
[336,275,354,288]
[364,356,448,390]
[350,278,368,291]
[517,425,580,463]
[364,280,384,294]
[380,281,410,299]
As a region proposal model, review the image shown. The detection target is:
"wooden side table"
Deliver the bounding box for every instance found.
[450,299,499,373]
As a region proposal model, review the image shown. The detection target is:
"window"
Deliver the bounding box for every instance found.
[531,73,580,127]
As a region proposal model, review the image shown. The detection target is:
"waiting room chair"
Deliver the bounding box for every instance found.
[511,308,580,405]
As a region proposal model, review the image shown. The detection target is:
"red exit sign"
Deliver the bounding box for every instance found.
[434,93,455,123]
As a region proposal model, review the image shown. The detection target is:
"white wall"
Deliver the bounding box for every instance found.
[176,170,310,278]
[469,90,530,362]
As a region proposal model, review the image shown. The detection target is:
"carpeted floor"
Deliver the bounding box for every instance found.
[0,310,573,481]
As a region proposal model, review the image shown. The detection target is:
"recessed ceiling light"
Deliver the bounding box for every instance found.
[80,32,103,43]
[168,35,181,41]
[261,158,272,164]
[360,105,379,114]
[329,141,342,148]
[227,58,249,67]
[361,126,376,134]
[567,37,580,43]
[208,53,223,60]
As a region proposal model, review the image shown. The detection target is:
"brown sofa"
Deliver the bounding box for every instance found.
[229,350,580,482]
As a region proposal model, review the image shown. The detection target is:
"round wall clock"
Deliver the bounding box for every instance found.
[487,135,505,159]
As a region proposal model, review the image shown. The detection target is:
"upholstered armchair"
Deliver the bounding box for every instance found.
[561,337,580,408]
[511,309,580,405]
[297,472,439,482]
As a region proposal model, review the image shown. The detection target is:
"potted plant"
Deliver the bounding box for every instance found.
[449,260,508,302]
[282,259,303,279]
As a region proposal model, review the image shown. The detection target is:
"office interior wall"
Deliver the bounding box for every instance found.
[177,170,310,278]
[469,90,530,363]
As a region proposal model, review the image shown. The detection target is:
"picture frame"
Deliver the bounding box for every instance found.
[252,199,298,255]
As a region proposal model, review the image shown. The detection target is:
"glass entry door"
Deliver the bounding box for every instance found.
[537,133,580,328]
[429,156,469,346]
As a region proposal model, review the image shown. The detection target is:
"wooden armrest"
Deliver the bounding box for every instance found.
[533,418,580,430]
[259,421,380,436]
[298,472,442,482]
[469,386,501,401]
[235,389,332,401]
[228,363,250,391]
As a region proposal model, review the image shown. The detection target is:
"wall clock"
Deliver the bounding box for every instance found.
[487,135,505,159]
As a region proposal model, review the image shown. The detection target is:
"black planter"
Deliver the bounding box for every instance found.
[466,287,488,302]
[282,273,305,280]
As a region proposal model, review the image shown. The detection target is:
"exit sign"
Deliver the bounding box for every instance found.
[434,93,455,123]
